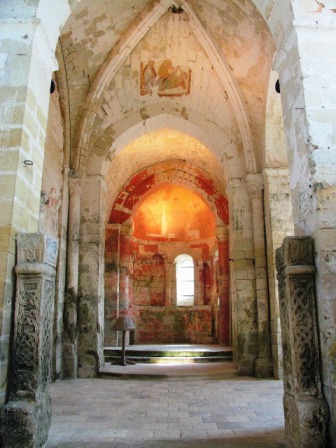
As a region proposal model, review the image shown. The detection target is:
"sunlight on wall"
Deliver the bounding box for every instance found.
[132,184,215,241]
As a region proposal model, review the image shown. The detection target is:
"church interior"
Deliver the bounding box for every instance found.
[0,1,335,447]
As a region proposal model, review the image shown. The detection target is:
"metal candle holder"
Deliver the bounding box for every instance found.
[112,316,136,366]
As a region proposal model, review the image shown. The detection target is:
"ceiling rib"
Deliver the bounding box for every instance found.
[73,0,172,171]
[182,0,257,174]
[73,0,257,175]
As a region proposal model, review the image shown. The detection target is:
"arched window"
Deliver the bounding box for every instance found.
[175,254,194,306]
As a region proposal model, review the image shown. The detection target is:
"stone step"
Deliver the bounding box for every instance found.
[104,346,233,365]
[98,362,238,380]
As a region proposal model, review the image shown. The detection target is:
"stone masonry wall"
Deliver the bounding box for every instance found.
[41,79,67,380]
[0,11,58,406]
[273,6,336,442]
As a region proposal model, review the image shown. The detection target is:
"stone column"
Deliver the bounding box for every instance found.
[203,261,211,305]
[276,236,329,448]
[247,174,273,378]
[171,262,177,306]
[195,261,204,306]
[217,225,230,345]
[227,178,258,375]
[78,175,106,377]
[117,225,132,345]
[0,233,58,448]
[63,175,82,378]
[119,225,132,316]
[164,260,172,306]
[104,224,121,346]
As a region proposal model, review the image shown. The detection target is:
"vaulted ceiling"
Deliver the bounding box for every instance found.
[56,0,276,210]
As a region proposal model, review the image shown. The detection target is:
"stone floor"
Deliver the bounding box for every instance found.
[46,374,289,448]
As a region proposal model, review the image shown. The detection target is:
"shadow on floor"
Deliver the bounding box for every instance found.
[47,429,289,448]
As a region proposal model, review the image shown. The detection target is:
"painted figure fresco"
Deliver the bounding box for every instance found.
[140,59,191,96]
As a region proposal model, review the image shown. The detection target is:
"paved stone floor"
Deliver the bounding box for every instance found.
[46,376,289,448]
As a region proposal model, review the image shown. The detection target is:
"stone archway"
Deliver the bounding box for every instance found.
[1,1,336,446]
[104,157,229,348]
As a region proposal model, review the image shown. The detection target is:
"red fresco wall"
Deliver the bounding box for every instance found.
[105,162,230,345]
[133,306,213,344]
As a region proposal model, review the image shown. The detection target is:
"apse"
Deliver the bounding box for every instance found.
[132,184,216,241]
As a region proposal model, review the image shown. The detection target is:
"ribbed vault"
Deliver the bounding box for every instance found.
[57,0,278,180]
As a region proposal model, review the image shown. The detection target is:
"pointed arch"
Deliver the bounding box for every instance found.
[73,0,173,171]
[72,0,265,174]
[182,0,257,174]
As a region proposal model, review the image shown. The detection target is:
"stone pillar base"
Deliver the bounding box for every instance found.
[63,341,78,379]
[1,396,51,448]
[255,357,273,378]
[238,358,255,376]
[284,394,329,448]
[78,358,98,378]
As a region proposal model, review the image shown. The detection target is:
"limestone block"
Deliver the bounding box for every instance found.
[314,228,336,252]
[1,398,51,448]
[283,396,329,448]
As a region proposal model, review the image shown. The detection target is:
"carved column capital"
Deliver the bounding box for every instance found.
[68,176,82,197]
[226,178,242,198]
[17,233,58,269]
[246,173,264,199]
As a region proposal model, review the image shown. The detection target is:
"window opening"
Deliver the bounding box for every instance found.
[176,254,194,306]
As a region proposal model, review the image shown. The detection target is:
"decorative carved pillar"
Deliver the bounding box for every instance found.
[63,175,82,378]
[1,234,58,448]
[276,237,329,448]
[217,225,230,345]
[247,174,273,378]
